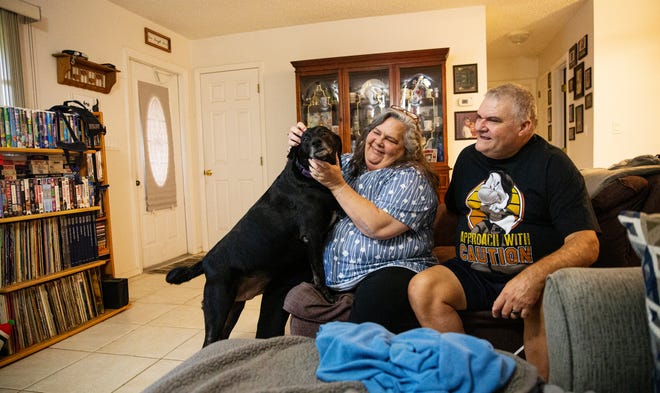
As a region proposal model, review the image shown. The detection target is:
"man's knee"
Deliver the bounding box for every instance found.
[409,265,446,296]
[408,265,466,310]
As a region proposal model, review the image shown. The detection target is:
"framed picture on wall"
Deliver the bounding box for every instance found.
[577,34,588,59]
[454,110,478,140]
[569,126,576,141]
[576,104,584,133]
[585,67,592,90]
[569,78,575,92]
[547,72,552,88]
[569,44,578,69]
[574,62,585,100]
[144,27,172,52]
[585,92,593,109]
[453,64,478,94]
[569,104,574,122]
[548,124,552,141]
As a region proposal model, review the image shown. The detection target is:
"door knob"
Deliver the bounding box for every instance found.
[204,169,213,176]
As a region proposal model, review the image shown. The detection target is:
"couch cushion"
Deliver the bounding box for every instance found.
[642,174,660,214]
[283,282,353,337]
[544,267,652,393]
[592,175,649,267]
[620,211,660,393]
[591,175,649,214]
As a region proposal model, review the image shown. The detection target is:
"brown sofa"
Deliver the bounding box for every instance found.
[285,163,660,354]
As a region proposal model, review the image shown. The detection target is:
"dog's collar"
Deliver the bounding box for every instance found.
[295,159,313,178]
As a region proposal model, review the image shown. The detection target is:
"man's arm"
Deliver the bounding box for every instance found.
[492,229,599,318]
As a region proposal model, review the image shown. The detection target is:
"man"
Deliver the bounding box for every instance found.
[408,83,599,380]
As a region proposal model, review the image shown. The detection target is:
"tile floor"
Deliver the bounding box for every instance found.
[0,271,265,393]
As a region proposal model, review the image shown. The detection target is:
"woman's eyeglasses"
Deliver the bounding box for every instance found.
[390,105,420,127]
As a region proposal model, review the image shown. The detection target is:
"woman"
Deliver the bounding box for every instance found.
[287,106,439,333]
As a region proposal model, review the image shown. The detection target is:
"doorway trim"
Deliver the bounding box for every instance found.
[550,58,568,150]
[194,62,267,250]
[123,48,195,268]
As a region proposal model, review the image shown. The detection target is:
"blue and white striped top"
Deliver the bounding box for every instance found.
[323,154,439,291]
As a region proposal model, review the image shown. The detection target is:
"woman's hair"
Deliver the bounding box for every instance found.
[485,83,538,130]
[347,108,439,188]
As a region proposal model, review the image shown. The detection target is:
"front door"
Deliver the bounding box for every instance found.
[129,59,188,268]
[199,68,264,247]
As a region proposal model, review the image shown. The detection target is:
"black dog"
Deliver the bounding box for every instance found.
[166,126,341,346]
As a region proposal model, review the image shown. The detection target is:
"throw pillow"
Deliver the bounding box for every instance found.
[619,211,660,392]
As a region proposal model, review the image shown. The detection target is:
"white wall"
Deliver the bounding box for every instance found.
[592,0,660,167]
[486,56,540,133]
[190,7,488,182]
[25,0,195,277]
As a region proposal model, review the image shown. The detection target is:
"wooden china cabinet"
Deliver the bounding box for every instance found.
[291,48,450,199]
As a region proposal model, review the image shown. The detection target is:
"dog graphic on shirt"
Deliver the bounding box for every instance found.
[471,170,519,234]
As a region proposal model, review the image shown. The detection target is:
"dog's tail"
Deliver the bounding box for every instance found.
[165,262,204,284]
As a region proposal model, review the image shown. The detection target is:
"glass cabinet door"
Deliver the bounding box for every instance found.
[299,74,339,134]
[399,66,444,163]
[348,69,390,152]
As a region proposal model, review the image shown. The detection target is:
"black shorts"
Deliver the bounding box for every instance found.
[442,258,512,310]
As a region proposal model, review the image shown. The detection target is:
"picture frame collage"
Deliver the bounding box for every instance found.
[452,64,478,140]
[568,34,592,140]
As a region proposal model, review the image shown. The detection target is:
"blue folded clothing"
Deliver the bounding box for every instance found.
[316,321,515,393]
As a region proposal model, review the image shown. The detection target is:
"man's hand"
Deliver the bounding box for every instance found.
[491,267,544,319]
[491,229,598,320]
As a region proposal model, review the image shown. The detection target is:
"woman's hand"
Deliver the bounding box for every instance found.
[288,122,306,148]
[309,155,345,192]
[310,155,409,240]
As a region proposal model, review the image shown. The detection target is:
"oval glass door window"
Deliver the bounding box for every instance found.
[146,96,169,187]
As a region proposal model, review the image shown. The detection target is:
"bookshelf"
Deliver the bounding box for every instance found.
[0,108,126,367]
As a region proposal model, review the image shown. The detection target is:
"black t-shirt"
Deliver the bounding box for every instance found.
[445,135,599,276]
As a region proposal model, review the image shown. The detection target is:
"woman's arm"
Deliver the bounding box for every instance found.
[309,157,409,240]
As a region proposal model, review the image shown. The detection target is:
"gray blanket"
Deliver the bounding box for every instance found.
[142,336,366,393]
[143,336,543,393]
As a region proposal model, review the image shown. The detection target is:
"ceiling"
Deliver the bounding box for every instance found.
[107,0,585,59]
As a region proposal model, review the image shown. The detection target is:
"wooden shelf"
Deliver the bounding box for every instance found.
[53,54,119,94]
[0,259,108,294]
[0,206,100,224]
[0,147,98,155]
[0,305,131,368]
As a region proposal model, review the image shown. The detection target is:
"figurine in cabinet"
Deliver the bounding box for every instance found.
[305,82,335,129]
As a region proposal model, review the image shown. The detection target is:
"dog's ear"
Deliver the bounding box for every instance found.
[287,145,298,160]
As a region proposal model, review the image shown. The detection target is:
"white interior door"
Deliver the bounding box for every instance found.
[129,59,188,268]
[200,68,264,246]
